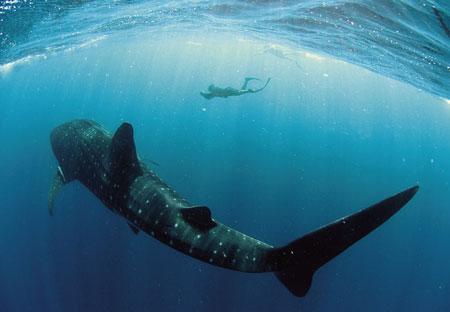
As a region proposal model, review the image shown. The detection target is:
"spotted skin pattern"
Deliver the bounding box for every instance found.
[51,120,276,273]
[50,119,419,297]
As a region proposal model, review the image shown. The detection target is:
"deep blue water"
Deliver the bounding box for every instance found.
[1,1,450,312]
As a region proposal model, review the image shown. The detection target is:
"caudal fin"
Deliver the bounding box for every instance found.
[273,185,419,297]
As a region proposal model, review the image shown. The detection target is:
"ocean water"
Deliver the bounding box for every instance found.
[1,1,450,311]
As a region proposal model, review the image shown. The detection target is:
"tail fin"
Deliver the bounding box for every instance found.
[273,185,419,297]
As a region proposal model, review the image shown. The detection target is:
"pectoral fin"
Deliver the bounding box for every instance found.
[128,223,140,235]
[48,166,66,216]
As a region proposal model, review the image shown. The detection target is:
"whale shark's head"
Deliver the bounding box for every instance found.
[50,119,111,181]
[49,119,143,215]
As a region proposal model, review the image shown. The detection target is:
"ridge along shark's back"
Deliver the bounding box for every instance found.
[49,119,419,297]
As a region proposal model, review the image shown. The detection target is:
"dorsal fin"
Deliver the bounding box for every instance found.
[110,122,143,188]
[180,206,217,231]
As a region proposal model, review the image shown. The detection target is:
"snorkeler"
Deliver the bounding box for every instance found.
[200,77,271,99]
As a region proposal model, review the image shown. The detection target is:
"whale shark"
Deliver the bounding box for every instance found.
[48,119,419,297]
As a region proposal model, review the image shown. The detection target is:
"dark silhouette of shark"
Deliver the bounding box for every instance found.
[49,119,419,297]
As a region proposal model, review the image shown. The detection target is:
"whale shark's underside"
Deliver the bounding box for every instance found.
[49,119,419,297]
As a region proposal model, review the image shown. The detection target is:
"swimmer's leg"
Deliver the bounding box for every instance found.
[241,77,261,89]
[200,92,214,99]
[250,77,272,93]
